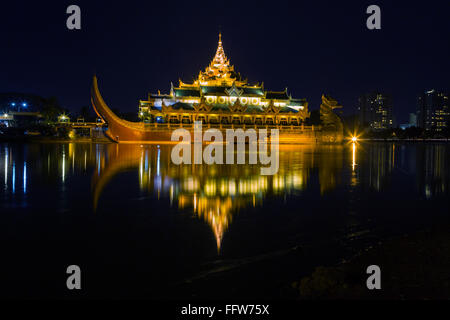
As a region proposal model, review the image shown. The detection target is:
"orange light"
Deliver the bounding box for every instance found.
[351,136,357,142]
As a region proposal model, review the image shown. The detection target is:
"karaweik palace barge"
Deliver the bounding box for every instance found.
[91,34,344,144]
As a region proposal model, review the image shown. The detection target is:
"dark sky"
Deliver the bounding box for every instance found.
[1,0,449,123]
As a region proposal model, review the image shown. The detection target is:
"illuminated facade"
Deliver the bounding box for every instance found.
[138,34,310,126]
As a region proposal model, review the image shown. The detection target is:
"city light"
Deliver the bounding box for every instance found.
[11,102,15,106]
[352,136,357,142]
[22,102,27,107]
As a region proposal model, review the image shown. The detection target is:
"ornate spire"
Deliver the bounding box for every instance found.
[197,33,237,83]
[212,32,228,67]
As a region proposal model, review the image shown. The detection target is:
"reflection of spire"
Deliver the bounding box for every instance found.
[194,197,233,252]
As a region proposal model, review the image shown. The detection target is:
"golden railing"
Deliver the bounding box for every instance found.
[141,122,319,132]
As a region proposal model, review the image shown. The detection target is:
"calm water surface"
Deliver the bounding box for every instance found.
[0,142,449,299]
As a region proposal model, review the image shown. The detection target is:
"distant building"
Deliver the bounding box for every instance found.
[400,113,417,130]
[0,93,45,127]
[409,113,417,127]
[358,92,394,129]
[417,90,449,131]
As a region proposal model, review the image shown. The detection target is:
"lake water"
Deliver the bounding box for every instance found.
[0,142,449,299]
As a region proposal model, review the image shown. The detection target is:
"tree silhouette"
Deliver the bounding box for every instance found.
[41,97,63,122]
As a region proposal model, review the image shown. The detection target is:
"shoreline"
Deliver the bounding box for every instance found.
[360,138,450,142]
[293,224,450,299]
[1,135,450,144]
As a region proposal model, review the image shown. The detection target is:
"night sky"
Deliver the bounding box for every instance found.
[1,0,449,123]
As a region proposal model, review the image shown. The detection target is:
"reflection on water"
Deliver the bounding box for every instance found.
[419,144,449,198]
[91,144,317,251]
[1,142,449,252]
[1,141,450,299]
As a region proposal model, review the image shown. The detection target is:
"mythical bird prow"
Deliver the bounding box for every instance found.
[91,75,172,143]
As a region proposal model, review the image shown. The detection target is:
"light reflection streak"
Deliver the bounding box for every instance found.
[157,147,160,176]
[96,145,100,175]
[23,162,27,194]
[145,149,148,172]
[352,142,356,171]
[62,150,65,183]
[140,151,143,188]
[4,148,8,188]
[12,162,15,194]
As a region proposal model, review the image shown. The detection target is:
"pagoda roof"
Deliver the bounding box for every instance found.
[200,86,227,95]
[265,91,289,100]
[243,87,264,96]
[200,85,264,96]
[279,106,299,113]
[173,88,201,97]
[149,93,172,99]
[170,102,195,110]
[290,98,307,104]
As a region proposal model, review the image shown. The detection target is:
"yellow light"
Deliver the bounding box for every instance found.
[351,136,357,142]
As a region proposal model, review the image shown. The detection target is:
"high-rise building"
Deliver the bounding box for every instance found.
[417,90,449,131]
[409,113,417,127]
[358,92,393,129]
